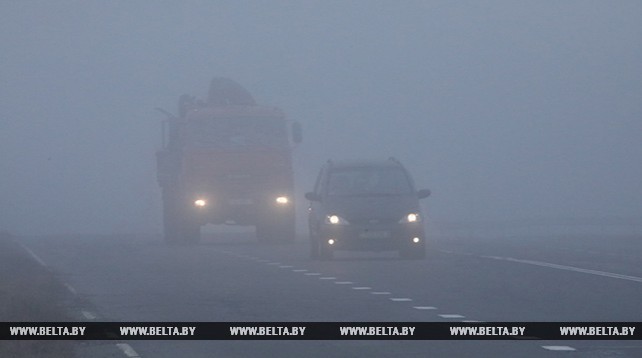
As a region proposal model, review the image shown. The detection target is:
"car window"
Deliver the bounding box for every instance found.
[326,167,413,196]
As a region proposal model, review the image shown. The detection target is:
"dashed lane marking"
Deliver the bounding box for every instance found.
[222,250,586,355]
[64,283,77,295]
[116,343,141,357]
[81,310,96,320]
[541,346,576,351]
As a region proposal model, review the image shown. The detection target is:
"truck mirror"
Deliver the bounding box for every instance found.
[305,192,321,201]
[292,122,302,144]
[417,189,431,199]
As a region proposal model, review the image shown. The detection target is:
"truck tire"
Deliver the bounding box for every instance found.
[162,190,179,244]
[256,216,295,243]
[180,219,201,244]
[309,234,320,260]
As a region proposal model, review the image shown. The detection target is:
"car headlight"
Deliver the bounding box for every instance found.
[275,196,289,205]
[325,214,349,225]
[399,213,421,223]
[194,199,207,207]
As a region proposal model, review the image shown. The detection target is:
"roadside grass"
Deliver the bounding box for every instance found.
[0,231,76,357]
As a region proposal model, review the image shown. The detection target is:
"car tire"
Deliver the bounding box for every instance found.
[309,235,320,260]
[400,243,425,260]
[318,240,334,260]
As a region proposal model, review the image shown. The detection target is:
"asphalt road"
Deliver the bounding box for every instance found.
[17,230,642,358]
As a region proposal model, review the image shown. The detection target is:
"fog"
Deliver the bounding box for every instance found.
[1,1,641,235]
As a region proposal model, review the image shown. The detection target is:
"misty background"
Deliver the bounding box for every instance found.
[1,1,641,236]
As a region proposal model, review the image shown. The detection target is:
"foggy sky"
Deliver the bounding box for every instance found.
[1,1,641,235]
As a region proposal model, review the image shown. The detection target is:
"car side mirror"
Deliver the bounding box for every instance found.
[292,122,302,144]
[417,189,431,199]
[305,192,321,201]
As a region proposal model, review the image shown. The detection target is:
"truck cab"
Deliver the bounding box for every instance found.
[156,78,301,243]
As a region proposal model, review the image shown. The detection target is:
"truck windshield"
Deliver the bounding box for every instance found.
[327,167,413,196]
[186,117,287,149]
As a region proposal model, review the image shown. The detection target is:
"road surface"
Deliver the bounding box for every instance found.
[17,230,642,357]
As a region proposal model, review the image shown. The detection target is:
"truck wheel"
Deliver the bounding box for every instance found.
[273,222,295,243]
[162,190,179,244]
[256,218,295,243]
[309,235,320,260]
[180,219,201,244]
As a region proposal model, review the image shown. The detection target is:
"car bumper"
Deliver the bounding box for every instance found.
[319,223,425,252]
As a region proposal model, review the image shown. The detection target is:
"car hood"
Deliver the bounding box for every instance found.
[321,195,420,223]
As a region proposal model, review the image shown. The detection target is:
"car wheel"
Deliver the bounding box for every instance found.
[309,235,320,260]
[400,243,425,260]
[318,240,334,260]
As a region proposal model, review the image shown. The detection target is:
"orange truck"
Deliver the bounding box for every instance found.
[156,78,301,243]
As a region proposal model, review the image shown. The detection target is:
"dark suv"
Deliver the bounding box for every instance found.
[305,158,430,260]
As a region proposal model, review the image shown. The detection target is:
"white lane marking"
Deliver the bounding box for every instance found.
[462,320,483,323]
[64,283,77,295]
[481,255,642,283]
[319,277,336,280]
[19,243,48,268]
[268,262,281,265]
[413,306,437,310]
[116,343,141,357]
[304,273,321,276]
[352,287,371,290]
[371,292,391,295]
[440,314,465,319]
[82,310,97,320]
[335,281,354,285]
[542,346,576,351]
[279,265,293,269]
[293,269,308,272]
[390,298,412,302]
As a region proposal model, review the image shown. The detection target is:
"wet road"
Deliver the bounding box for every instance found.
[18,231,642,357]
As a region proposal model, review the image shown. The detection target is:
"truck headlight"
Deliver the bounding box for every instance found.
[194,199,207,207]
[275,196,289,205]
[400,213,421,223]
[325,215,349,225]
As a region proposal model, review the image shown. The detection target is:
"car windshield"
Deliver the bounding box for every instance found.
[186,117,287,149]
[326,167,413,196]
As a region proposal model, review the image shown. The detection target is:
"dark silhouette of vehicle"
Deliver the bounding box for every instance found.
[156,78,302,244]
[305,158,430,259]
